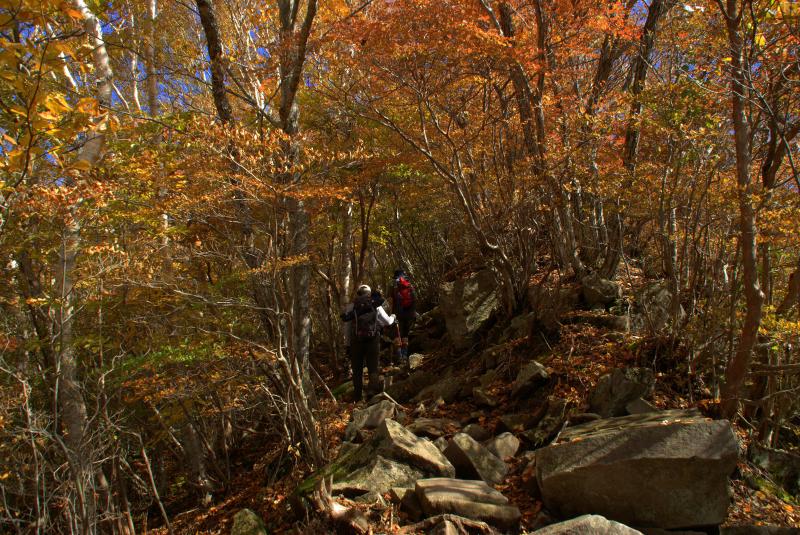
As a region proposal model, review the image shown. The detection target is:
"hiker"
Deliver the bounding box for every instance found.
[390,269,417,366]
[341,284,395,402]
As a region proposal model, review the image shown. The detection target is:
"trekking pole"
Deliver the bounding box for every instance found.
[394,323,402,367]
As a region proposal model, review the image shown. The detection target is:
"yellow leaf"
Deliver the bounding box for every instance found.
[63,8,83,19]
[76,97,97,114]
[71,159,92,171]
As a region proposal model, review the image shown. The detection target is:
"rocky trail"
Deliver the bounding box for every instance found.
[224,270,799,534]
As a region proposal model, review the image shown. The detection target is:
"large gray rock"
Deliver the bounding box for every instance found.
[415,377,463,404]
[231,509,268,535]
[440,270,500,348]
[625,397,657,415]
[631,281,683,333]
[749,443,800,495]
[444,433,508,485]
[407,418,460,439]
[472,387,498,407]
[522,398,569,448]
[385,370,438,403]
[485,432,520,460]
[375,419,456,477]
[500,412,539,433]
[344,399,396,441]
[500,312,535,342]
[581,272,622,309]
[512,361,549,397]
[463,423,491,442]
[589,367,655,418]
[536,410,739,529]
[528,285,582,318]
[532,515,643,534]
[332,455,423,497]
[415,478,521,532]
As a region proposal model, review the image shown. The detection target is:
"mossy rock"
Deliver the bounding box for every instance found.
[291,439,378,513]
[231,508,268,535]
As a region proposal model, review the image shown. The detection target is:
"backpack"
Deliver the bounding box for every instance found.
[353,294,379,340]
[395,276,415,310]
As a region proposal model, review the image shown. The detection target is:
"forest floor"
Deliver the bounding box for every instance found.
[153,317,800,534]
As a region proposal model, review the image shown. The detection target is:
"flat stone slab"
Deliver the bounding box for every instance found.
[415,478,521,532]
[532,514,643,534]
[485,432,520,460]
[332,455,423,497]
[345,399,396,441]
[444,432,508,485]
[376,419,456,477]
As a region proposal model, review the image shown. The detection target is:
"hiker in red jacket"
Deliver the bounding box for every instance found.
[390,269,417,367]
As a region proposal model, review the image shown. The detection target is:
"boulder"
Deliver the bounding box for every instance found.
[344,399,396,441]
[479,368,499,387]
[462,423,491,442]
[385,370,438,403]
[640,530,705,535]
[522,398,569,448]
[568,413,602,425]
[535,410,739,529]
[444,433,508,485]
[389,486,413,503]
[415,377,463,404]
[589,367,655,418]
[375,419,456,477]
[581,272,622,309]
[407,418,460,439]
[231,509,268,535]
[434,437,448,452]
[485,432,520,460]
[400,485,424,521]
[749,443,800,495]
[353,490,386,505]
[405,514,499,535]
[500,412,540,433]
[440,270,500,348]
[501,312,535,342]
[415,478,521,532]
[332,455,424,497]
[631,281,683,333]
[511,361,549,397]
[528,284,582,318]
[625,397,658,415]
[472,387,498,408]
[532,514,643,534]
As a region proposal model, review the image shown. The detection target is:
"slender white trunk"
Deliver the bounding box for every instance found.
[56,2,113,531]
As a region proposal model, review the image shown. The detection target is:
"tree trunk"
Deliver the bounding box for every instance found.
[719,0,764,420]
[276,0,318,393]
[145,0,159,115]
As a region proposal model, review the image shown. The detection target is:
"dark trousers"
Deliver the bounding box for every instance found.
[398,316,415,338]
[350,336,380,401]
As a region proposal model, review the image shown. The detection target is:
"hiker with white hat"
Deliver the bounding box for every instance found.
[341,284,395,402]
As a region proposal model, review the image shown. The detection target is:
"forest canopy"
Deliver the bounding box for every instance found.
[0,0,798,532]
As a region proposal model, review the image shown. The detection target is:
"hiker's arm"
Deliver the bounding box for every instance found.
[376,306,395,327]
[340,310,355,322]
